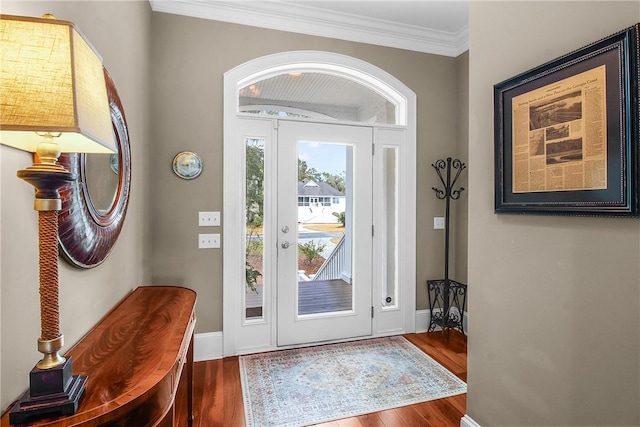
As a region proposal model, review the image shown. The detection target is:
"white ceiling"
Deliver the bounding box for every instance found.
[150,0,469,57]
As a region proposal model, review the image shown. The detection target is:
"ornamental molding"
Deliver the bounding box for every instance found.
[149,0,469,57]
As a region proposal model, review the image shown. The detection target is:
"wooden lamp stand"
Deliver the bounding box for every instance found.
[9,161,87,424]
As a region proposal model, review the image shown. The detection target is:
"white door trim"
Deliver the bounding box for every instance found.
[223,51,416,356]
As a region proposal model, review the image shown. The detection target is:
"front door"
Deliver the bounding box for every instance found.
[276,121,373,346]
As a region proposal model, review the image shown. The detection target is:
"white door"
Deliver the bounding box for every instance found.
[277,121,373,346]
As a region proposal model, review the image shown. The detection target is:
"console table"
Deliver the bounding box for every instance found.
[1,286,197,427]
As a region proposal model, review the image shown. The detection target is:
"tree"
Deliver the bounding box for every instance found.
[298,159,323,182]
[246,140,264,225]
[322,171,346,193]
[246,139,264,293]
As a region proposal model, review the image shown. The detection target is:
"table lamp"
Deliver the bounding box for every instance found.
[0,14,116,423]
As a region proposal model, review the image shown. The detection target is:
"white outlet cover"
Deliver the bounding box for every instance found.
[198,233,220,248]
[199,211,221,227]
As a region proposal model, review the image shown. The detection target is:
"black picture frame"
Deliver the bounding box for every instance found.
[494,24,639,216]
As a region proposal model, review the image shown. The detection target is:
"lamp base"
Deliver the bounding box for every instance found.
[9,358,87,424]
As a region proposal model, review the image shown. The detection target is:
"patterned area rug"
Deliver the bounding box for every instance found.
[239,336,466,427]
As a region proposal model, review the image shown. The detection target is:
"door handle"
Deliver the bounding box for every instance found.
[281,241,290,249]
[281,225,289,233]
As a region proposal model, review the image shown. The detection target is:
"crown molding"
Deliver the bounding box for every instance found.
[149,0,468,57]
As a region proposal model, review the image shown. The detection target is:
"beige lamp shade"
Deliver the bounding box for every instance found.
[0,14,116,154]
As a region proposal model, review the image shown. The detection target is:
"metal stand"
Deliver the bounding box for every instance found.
[427,157,467,337]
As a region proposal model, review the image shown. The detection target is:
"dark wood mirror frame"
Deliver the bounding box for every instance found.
[58,69,132,268]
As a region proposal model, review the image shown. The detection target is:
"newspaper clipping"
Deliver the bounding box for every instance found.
[511,65,607,193]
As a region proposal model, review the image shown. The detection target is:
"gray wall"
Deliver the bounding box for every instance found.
[0,1,152,410]
[467,1,640,425]
[149,13,464,332]
[454,51,469,284]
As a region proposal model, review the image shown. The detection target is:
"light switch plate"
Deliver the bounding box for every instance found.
[198,233,220,249]
[199,211,220,226]
[434,217,445,229]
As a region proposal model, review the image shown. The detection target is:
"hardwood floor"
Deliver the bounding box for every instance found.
[176,331,467,427]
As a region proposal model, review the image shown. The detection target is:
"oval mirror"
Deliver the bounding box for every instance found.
[58,69,132,268]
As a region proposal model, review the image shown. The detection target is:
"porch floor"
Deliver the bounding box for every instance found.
[246,279,352,318]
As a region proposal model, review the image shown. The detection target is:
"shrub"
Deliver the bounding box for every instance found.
[298,240,326,266]
[245,261,261,293]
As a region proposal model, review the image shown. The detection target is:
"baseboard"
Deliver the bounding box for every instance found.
[460,414,481,427]
[196,310,468,362]
[415,309,430,333]
[415,309,468,335]
[194,331,223,361]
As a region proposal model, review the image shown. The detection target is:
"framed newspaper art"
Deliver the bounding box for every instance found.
[494,23,639,216]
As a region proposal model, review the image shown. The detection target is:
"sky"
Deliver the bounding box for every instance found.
[298,142,347,176]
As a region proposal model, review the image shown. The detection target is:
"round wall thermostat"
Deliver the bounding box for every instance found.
[172,151,203,180]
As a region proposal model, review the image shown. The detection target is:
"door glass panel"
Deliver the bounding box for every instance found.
[245,137,265,320]
[239,72,396,124]
[277,121,372,346]
[296,142,353,315]
[383,147,398,308]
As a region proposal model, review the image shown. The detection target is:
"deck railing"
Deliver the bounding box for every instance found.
[313,235,346,281]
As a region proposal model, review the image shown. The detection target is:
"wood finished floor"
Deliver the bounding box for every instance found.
[176,331,467,427]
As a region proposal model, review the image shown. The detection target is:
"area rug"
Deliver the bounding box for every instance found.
[239,336,466,427]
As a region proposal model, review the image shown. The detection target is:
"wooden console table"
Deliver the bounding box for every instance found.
[1,286,197,427]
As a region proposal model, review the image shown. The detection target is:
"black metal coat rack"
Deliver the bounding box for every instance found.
[427,157,468,337]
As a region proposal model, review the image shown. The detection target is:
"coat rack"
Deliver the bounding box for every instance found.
[427,157,467,337]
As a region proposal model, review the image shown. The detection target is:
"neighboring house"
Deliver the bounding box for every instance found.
[297,179,345,223]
